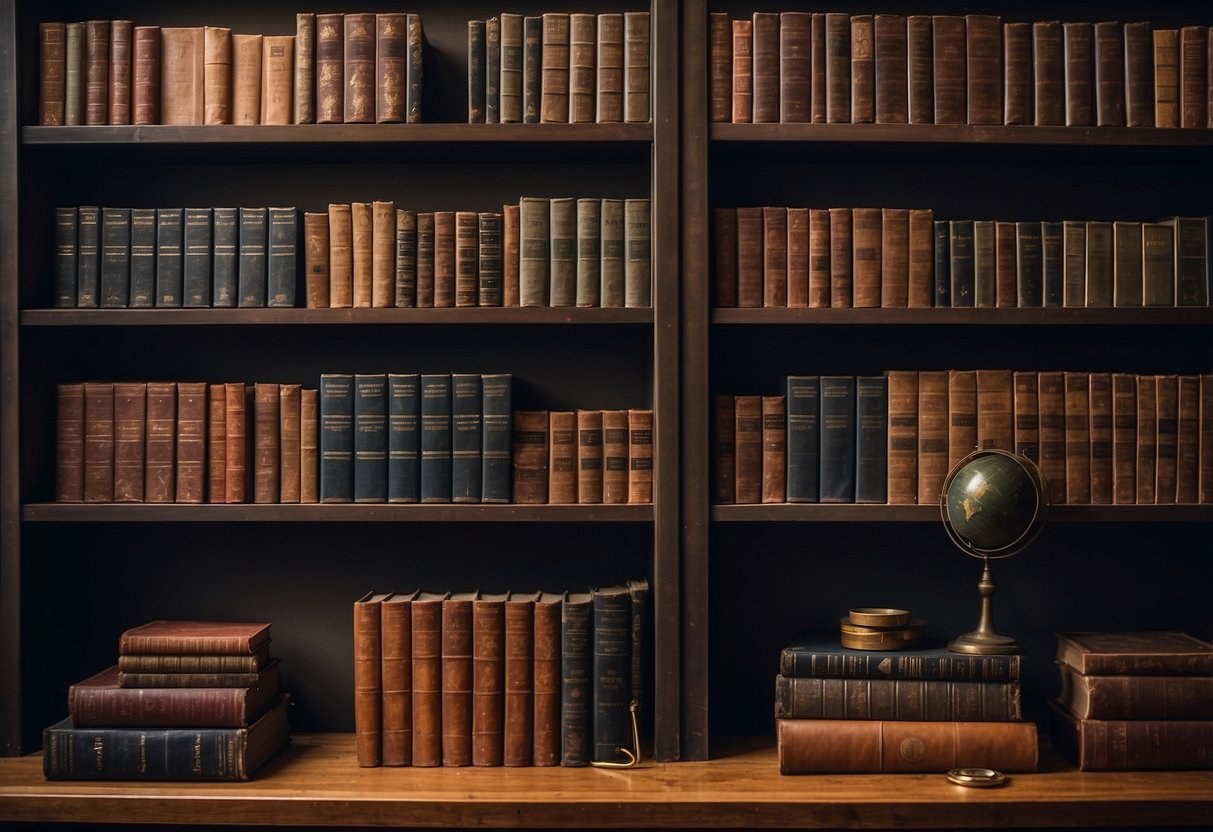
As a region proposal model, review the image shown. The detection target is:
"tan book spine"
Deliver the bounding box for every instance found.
[602,410,629,504]
[763,206,788,307]
[207,384,226,503]
[948,370,978,470]
[734,396,762,504]
[887,371,918,505]
[231,34,263,125]
[732,20,753,123]
[224,383,247,503]
[714,395,736,504]
[917,371,949,505]
[351,202,373,308]
[1112,373,1136,505]
[809,209,830,307]
[830,208,853,308]
[1013,371,1040,465]
[541,13,570,123]
[301,388,319,503]
[1065,371,1092,504]
[1136,375,1157,504]
[160,27,204,125]
[83,382,114,503]
[570,13,595,123]
[624,12,650,123]
[736,207,762,308]
[976,369,1013,453]
[1038,371,1067,503]
[434,211,456,308]
[411,593,447,767]
[328,204,353,308]
[1176,376,1200,504]
[175,382,207,504]
[880,209,909,308]
[852,207,882,308]
[279,384,302,503]
[628,409,654,504]
[504,204,520,307]
[113,382,147,503]
[577,410,604,504]
[1154,30,1179,128]
[85,20,110,125]
[260,35,294,125]
[316,13,343,123]
[254,383,280,503]
[344,13,375,123]
[354,592,386,767]
[1088,373,1113,505]
[380,592,414,766]
[1155,375,1179,504]
[132,25,160,125]
[531,594,561,766]
[907,209,934,308]
[304,212,330,308]
[595,13,624,123]
[1200,375,1213,503]
[39,22,66,125]
[472,595,506,767]
[787,208,809,308]
[512,411,550,504]
[203,27,231,125]
[761,396,787,503]
[548,411,577,504]
[294,14,315,124]
[56,384,85,503]
[372,201,395,308]
[455,210,479,307]
[145,382,176,504]
[376,14,407,123]
[108,20,132,125]
[850,14,875,124]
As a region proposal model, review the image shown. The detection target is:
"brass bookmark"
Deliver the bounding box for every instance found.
[590,701,641,769]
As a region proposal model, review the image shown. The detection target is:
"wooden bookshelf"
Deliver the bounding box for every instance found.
[710,122,1213,147]
[710,504,1213,523]
[21,308,655,326]
[22,503,654,522]
[712,308,1213,326]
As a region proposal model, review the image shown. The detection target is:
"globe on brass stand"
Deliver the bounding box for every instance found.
[940,449,1049,656]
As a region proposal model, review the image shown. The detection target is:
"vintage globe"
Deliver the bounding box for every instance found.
[941,450,1048,558]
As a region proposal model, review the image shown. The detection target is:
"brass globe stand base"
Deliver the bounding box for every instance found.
[947,557,1023,656]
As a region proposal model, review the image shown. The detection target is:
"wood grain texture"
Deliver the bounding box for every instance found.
[21,308,655,326]
[22,503,654,523]
[711,122,1213,147]
[711,504,1213,523]
[711,308,1213,326]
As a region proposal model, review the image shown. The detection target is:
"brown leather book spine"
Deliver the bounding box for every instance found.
[344,14,375,123]
[503,204,520,307]
[224,383,247,503]
[850,15,874,123]
[253,383,280,503]
[328,204,353,308]
[577,410,604,504]
[569,13,595,123]
[85,20,110,125]
[995,221,1016,307]
[736,207,763,308]
[1036,371,1066,502]
[39,22,66,125]
[775,676,1022,721]
[203,27,231,125]
[260,35,294,125]
[809,208,831,308]
[829,208,853,308]
[1154,30,1179,128]
[751,12,779,123]
[548,411,577,504]
[175,382,206,504]
[541,13,570,123]
[851,208,881,308]
[454,210,478,308]
[948,370,978,471]
[763,206,788,307]
[917,371,948,505]
[107,21,132,125]
[734,396,762,504]
[442,594,475,767]
[113,382,147,503]
[787,208,809,308]
[1155,375,1178,504]
[715,395,736,504]
[1088,373,1113,505]
[354,592,385,767]
[504,595,535,766]
[1064,22,1094,126]
[907,16,932,124]
[1135,375,1157,505]
[965,15,1000,125]
[513,410,550,504]
[1200,375,1213,503]
[1180,26,1208,128]
[623,11,648,123]
[351,202,373,308]
[316,13,344,124]
[709,13,731,123]
[472,597,505,766]
[825,13,850,123]
[1124,22,1153,127]
[1013,371,1040,465]
[410,595,444,766]
[976,369,1013,453]
[714,208,738,307]
[886,370,918,505]
[602,410,629,504]
[1049,699,1213,770]
[732,20,753,123]
[300,388,319,503]
[932,16,966,124]
[1058,667,1213,720]
[133,26,160,125]
[532,595,561,766]
[57,384,86,503]
[381,594,413,766]
[1094,21,1126,126]
[207,384,226,504]
[377,13,406,123]
[372,201,395,308]
[1064,372,1091,504]
[1111,374,1136,505]
[628,409,654,504]
[1033,21,1064,126]
[874,15,907,124]
[907,209,934,308]
[279,384,302,504]
[780,13,810,123]
[1176,376,1200,504]
[304,212,330,308]
[883,208,919,304]
[433,211,456,308]
[231,34,263,125]
[295,13,315,124]
[762,396,787,503]
[811,13,827,123]
[144,382,176,504]
[1003,22,1031,125]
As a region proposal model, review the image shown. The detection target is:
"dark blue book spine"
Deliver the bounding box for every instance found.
[54,207,78,307]
[592,586,632,764]
[155,208,184,307]
[128,208,156,307]
[238,207,268,308]
[388,374,421,503]
[354,374,388,503]
[451,373,483,503]
[786,375,820,503]
[212,207,239,308]
[933,220,950,308]
[819,375,856,502]
[949,219,974,307]
[76,206,101,308]
[855,375,888,503]
[43,720,246,780]
[268,206,298,308]
[319,373,354,502]
[481,373,513,503]
[1042,221,1064,307]
[100,207,131,308]
[560,594,591,766]
[183,208,213,307]
[421,374,452,502]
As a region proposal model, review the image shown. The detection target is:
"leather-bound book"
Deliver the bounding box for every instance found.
[344,14,375,123]
[734,395,762,504]
[715,395,737,504]
[1093,22,1125,126]
[786,377,819,503]
[1003,22,1031,125]
[1111,374,1136,505]
[319,374,353,503]
[352,202,374,308]
[212,207,238,307]
[40,22,66,125]
[468,20,486,123]
[735,207,762,308]
[1123,22,1153,127]
[809,208,831,307]
[354,375,388,503]
[523,16,542,123]
[628,409,654,504]
[825,13,850,123]
[301,388,318,503]
[304,212,329,308]
[472,594,506,766]
[709,13,731,123]
[152,208,182,307]
[295,14,315,124]
[907,209,933,308]
[480,211,504,307]
[874,15,907,124]
[569,13,594,123]
[1064,372,1091,503]
[974,221,994,306]
[278,384,301,504]
[120,619,273,656]
[787,207,809,307]
[65,22,82,125]
[519,197,548,306]
[600,199,624,307]
[144,382,176,504]
[513,411,549,504]
[1033,21,1063,126]
[775,676,1022,721]
[1016,222,1043,307]
[1141,222,1174,306]
[965,15,1001,125]
[411,591,448,767]
[856,376,888,504]
[113,382,147,503]
[1154,29,1179,128]
[1168,216,1209,306]
[354,591,388,767]
[1202,376,1213,504]
[1112,221,1142,307]
[820,376,856,503]
[1085,221,1113,308]
[206,385,225,503]
[454,209,479,308]
[579,201,603,306]
[1180,26,1208,128]
[315,13,343,124]
[253,383,280,504]
[851,207,881,308]
[602,410,629,504]
[99,207,130,308]
[1088,373,1113,504]
[1062,220,1086,308]
[127,208,154,308]
[504,592,537,767]
[933,221,950,307]
[416,211,435,307]
[731,19,753,123]
[176,382,206,504]
[68,665,281,728]
[406,14,423,123]
[202,27,230,125]
[762,206,787,307]
[932,16,966,124]
[592,586,631,764]
[541,13,570,123]
[231,34,262,125]
[442,592,478,767]
[1037,371,1065,502]
[387,374,421,503]
[995,221,1015,307]
[1176,376,1199,504]
[57,384,85,503]
[627,578,648,742]
[948,370,978,470]
[976,369,1012,453]
[1042,221,1064,306]
[849,15,874,124]
[886,371,918,505]
[810,13,827,123]
[761,396,787,503]
[532,592,562,766]
[1013,371,1040,465]
[85,20,110,124]
[829,208,853,308]
[561,592,592,766]
[623,12,650,123]
[83,382,115,503]
[260,35,293,125]
[624,198,651,309]
[381,591,417,766]
[481,373,512,504]
[907,16,933,124]
[917,371,949,505]
[501,14,523,123]
[1049,700,1212,771]
[550,198,576,307]
[107,20,131,125]
[1060,665,1213,720]
[1135,374,1157,505]
[224,383,247,503]
[451,374,482,504]
[949,220,974,307]
[395,209,417,307]
[596,13,623,123]
[420,374,452,503]
[780,12,810,123]
[577,410,604,503]
[237,206,267,308]
[780,635,1021,680]
[375,14,405,123]
[1063,23,1094,126]
[183,207,212,307]
[327,203,353,308]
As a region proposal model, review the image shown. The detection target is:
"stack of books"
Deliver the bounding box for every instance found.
[775,634,1037,773]
[1049,631,1213,770]
[43,620,291,781]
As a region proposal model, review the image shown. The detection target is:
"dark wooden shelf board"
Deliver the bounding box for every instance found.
[711,123,1213,147]
[0,734,1209,829]
[20,307,654,327]
[712,307,1213,326]
[711,504,1213,522]
[22,503,653,523]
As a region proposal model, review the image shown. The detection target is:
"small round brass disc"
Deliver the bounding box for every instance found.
[848,608,911,627]
[946,767,1007,788]
[840,629,924,651]
[839,617,927,639]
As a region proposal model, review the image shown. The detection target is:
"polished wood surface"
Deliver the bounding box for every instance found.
[22,503,654,523]
[712,504,1213,523]
[21,308,655,326]
[712,308,1213,326]
[712,122,1213,147]
[1,735,1210,828]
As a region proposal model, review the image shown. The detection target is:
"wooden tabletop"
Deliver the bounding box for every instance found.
[0,735,1209,828]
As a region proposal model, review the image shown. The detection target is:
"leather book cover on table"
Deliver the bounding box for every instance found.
[1048,699,1212,770]
[1055,631,1213,676]
[780,635,1021,681]
[120,620,272,656]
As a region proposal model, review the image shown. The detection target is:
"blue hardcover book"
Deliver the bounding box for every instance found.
[127,208,156,308]
[155,208,184,307]
[76,206,101,308]
[319,374,354,502]
[212,207,238,307]
[481,373,513,503]
[354,374,388,503]
[591,585,632,764]
[855,375,888,503]
[388,373,421,502]
[54,207,77,307]
[268,206,297,308]
[819,376,856,502]
[100,207,131,308]
[421,374,452,502]
[785,376,820,503]
[183,208,213,307]
[451,373,483,503]
[238,207,267,308]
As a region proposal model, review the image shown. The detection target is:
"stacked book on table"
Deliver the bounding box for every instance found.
[43,620,290,781]
[776,634,1037,773]
[1049,631,1213,770]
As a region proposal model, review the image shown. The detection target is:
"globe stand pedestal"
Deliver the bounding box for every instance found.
[947,557,1023,656]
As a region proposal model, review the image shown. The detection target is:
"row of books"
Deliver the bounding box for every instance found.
[353,581,647,767]
[466,12,650,124]
[713,13,1212,128]
[38,14,425,126]
[714,208,1210,309]
[714,371,1213,506]
[44,620,291,781]
[303,197,652,309]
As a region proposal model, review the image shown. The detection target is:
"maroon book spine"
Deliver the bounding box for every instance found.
[714,208,738,307]
[965,15,1001,125]
[133,26,161,125]
[751,12,779,123]
[779,12,811,123]
[709,13,731,123]
[829,208,853,308]
[731,20,752,123]
[787,208,809,308]
[472,596,505,766]
[112,382,146,503]
[874,15,907,124]
[108,20,132,125]
[810,13,827,123]
[144,382,177,504]
[825,13,850,123]
[736,207,762,308]
[932,16,966,124]
[532,594,561,766]
[176,382,207,504]
[56,384,86,502]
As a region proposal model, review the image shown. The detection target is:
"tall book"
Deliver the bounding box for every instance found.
[763,206,788,308]
[540,13,570,123]
[83,382,114,503]
[315,13,343,124]
[451,374,483,503]
[855,376,888,504]
[1033,21,1064,126]
[561,592,592,766]
[1013,371,1040,465]
[223,383,247,503]
[344,14,375,123]
[761,396,786,503]
[411,592,447,767]
[1154,29,1179,128]
[295,14,315,124]
[850,15,874,124]
[781,13,811,124]
[592,586,632,764]
[874,14,908,124]
[1094,21,1126,126]
[886,371,917,504]
[714,395,736,504]
[56,384,85,503]
[504,592,536,767]
[708,13,731,124]
[819,376,856,503]
[354,375,387,503]
[569,14,594,124]
[628,409,654,504]
[1038,371,1066,502]
[1112,373,1137,505]
[354,592,389,767]
[472,593,507,766]
[1063,22,1094,126]
[161,27,204,125]
[501,14,523,123]
[917,371,949,505]
[623,12,650,123]
[948,370,978,471]
[176,383,206,504]
[785,377,820,503]
[253,383,280,504]
[420,374,452,503]
[1156,375,1179,504]
[381,591,417,766]
[482,374,512,504]
[1124,21,1153,127]
[279,384,302,504]
[113,382,146,503]
[965,14,1001,125]
[319,374,354,503]
[932,16,966,124]
[1065,371,1092,504]
[734,396,761,504]
[108,20,132,125]
[624,199,651,308]
[261,35,294,125]
[145,382,176,503]
[1089,373,1113,504]
[441,592,477,767]
[732,20,753,123]
[531,590,562,765]
[577,410,604,504]
[512,410,549,504]
[387,374,421,503]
